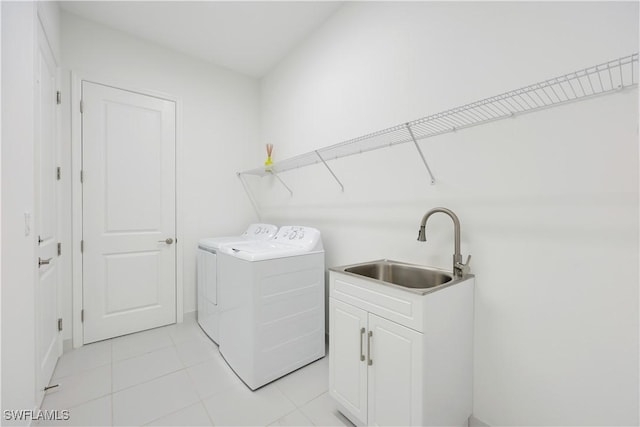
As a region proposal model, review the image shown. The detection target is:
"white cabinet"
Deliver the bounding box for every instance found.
[329,271,474,427]
[329,298,423,426]
[367,312,423,427]
[329,299,368,423]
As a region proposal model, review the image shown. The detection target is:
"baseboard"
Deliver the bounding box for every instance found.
[468,415,490,427]
[63,338,73,353]
[183,310,197,321]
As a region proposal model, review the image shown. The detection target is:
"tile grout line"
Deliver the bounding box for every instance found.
[43,367,113,416]
[59,321,304,426]
[108,394,113,427]
[112,348,188,393]
[111,367,196,423]
[176,339,216,426]
[261,382,309,426]
[52,360,112,382]
[110,334,219,395]
[110,340,114,427]
[200,396,217,427]
[275,382,298,409]
[56,325,196,426]
[141,342,218,427]
[113,365,191,395]
[112,339,175,364]
[273,405,317,427]
[141,399,202,427]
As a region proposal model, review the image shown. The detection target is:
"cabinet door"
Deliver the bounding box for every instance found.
[329,298,368,424]
[367,313,424,427]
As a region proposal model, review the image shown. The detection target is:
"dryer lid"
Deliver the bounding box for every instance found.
[221,226,323,261]
[198,223,278,250]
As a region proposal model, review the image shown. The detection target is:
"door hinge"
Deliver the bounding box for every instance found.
[56,91,61,105]
[80,170,84,183]
[38,235,43,245]
[80,100,84,113]
[80,240,84,253]
[57,242,62,256]
[56,166,61,180]
[57,318,63,331]
[81,309,84,322]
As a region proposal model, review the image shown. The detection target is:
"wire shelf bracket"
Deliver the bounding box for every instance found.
[406,123,436,185]
[237,168,293,217]
[238,53,638,193]
[315,150,344,191]
[271,170,294,196]
[237,172,262,220]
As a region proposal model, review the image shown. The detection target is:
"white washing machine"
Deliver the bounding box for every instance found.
[218,226,325,390]
[197,223,278,344]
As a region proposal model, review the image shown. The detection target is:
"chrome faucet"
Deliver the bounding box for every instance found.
[418,207,471,277]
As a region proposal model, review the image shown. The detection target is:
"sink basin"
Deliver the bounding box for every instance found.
[344,262,452,289]
[331,260,467,295]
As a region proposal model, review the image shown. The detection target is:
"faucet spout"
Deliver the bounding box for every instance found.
[417,225,426,241]
[418,207,469,277]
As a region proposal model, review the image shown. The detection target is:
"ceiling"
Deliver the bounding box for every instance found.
[59,1,344,78]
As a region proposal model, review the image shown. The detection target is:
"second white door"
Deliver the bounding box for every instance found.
[82,81,176,344]
[35,18,62,405]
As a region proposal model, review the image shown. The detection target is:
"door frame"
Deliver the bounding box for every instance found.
[70,72,184,348]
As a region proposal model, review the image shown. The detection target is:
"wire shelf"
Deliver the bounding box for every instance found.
[240,53,638,180]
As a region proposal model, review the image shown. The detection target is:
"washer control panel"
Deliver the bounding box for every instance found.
[242,223,278,240]
[272,226,321,249]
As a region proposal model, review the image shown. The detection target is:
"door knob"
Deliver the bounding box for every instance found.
[158,238,174,245]
[39,257,52,267]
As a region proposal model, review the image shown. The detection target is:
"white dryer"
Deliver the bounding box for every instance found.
[197,223,278,344]
[218,226,325,390]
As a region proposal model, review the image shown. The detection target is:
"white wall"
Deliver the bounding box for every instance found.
[60,11,260,338]
[1,2,37,419]
[1,0,60,421]
[256,2,639,426]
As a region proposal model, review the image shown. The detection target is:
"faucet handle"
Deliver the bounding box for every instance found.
[455,254,472,276]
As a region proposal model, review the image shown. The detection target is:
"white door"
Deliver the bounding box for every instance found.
[35,19,62,404]
[82,81,176,344]
[367,313,423,427]
[329,298,368,424]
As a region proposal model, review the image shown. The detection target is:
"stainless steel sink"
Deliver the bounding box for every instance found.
[331,259,470,295]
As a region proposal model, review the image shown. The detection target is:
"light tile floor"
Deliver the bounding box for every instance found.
[37,315,353,427]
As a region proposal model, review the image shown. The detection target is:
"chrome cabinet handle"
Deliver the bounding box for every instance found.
[39,257,52,267]
[158,238,174,245]
[359,328,365,362]
[367,331,373,366]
